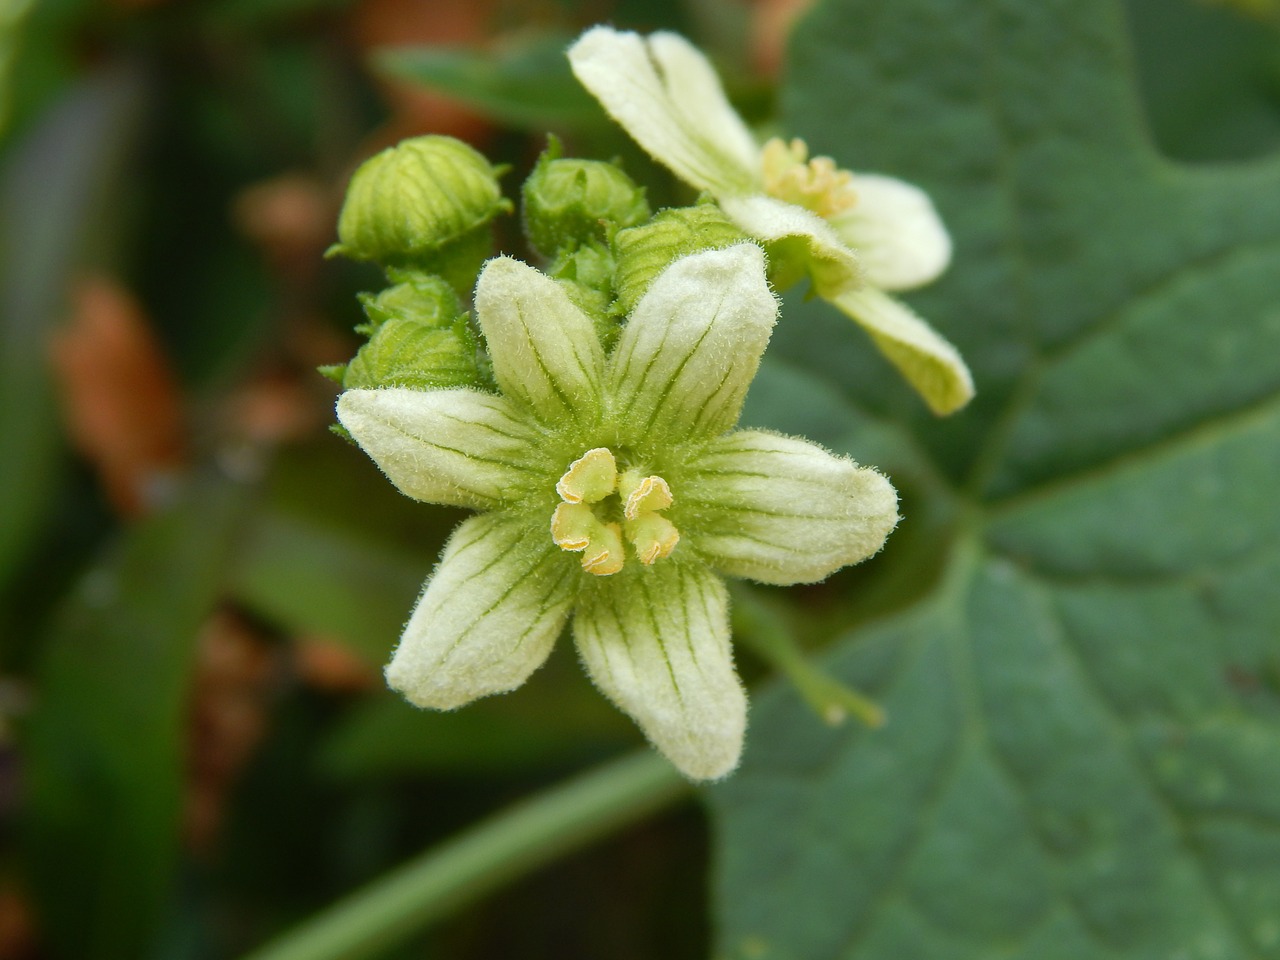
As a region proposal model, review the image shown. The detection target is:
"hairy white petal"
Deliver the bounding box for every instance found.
[830,286,975,416]
[337,388,541,508]
[686,430,899,585]
[386,514,576,709]
[608,244,777,442]
[474,256,603,424]
[829,174,952,291]
[720,195,863,297]
[569,27,759,196]
[573,563,745,780]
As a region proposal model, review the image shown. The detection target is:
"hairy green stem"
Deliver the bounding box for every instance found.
[240,751,688,960]
[731,583,885,728]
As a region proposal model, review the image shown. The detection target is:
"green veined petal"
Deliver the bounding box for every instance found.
[573,562,745,780]
[337,387,543,509]
[829,285,975,416]
[608,244,777,443]
[474,256,604,425]
[827,173,952,291]
[719,194,863,297]
[569,27,760,197]
[386,513,576,709]
[684,430,899,585]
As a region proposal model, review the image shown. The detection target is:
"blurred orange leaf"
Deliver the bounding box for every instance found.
[49,275,186,517]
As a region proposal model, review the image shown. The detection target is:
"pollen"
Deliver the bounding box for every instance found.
[550,450,679,574]
[761,137,858,221]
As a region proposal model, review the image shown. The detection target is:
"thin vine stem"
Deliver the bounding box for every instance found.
[240,751,688,960]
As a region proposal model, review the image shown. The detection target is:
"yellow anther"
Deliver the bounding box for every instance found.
[625,514,680,565]
[556,448,618,503]
[581,522,624,576]
[619,471,673,520]
[550,502,596,551]
[761,137,858,220]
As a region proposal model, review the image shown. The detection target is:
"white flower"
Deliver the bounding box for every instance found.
[337,244,899,780]
[569,26,974,416]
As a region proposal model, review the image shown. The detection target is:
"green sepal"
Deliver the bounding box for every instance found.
[522,138,650,258]
[612,202,749,316]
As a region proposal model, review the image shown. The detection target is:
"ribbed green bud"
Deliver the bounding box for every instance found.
[343,315,479,391]
[331,136,511,281]
[523,147,649,257]
[357,272,460,334]
[343,272,479,390]
[612,204,749,315]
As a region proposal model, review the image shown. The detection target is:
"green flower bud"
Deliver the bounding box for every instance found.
[523,145,649,257]
[343,272,479,390]
[612,203,748,315]
[331,136,511,279]
[358,272,460,334]
[343,315,479,391]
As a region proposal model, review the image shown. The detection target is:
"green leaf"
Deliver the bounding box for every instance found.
[0,68,144,589]
[21,475,251,960]
[1125,0,1280,163]
[375,33,605,129]
[711,1,1280,957]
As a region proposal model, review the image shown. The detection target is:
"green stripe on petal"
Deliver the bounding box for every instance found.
[684,430,899,585]
[608,244,776,442]
[568,27,760,197]
[473,256,604,425]
[829,285,975,416]
[827,173,952,291]
[573,563,745,780]
[719,194,863,297]
[337,387,542,509]
[386,513,576,709]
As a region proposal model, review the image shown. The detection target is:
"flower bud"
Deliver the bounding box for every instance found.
[612,203,748,315]
[331,136,511,276]
[523,148,649,257]
[342,273,479,390]
[342,316,479,391]
[358,272,460,333]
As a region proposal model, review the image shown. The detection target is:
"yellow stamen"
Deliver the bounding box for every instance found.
[625,514,680,565]
[581,522,624,576]
[619,472,674,520]
[550,450,679,575]
[761,137,858,220]
[556,448,618,503]
[550,502,596,551]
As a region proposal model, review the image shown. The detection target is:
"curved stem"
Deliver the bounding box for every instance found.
[240,751,688,960]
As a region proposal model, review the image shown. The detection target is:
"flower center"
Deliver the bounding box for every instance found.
[760,137,858,220]
[549,448,680,576]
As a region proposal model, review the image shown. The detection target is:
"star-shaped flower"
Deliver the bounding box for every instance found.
[337,244,898,779]
[568,26,974,416]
